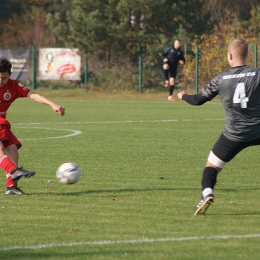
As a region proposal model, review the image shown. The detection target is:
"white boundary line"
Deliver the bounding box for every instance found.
[1,234,260,251]
[15,127,82,140]
[12,118,224,126]
[11,119,223,140]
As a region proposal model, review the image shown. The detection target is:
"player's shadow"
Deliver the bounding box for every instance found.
[0,249,142,259]
[30,187,260,216]
[32,186,260,196]
[50,187,201,196]
[209,212,260,216]
[53,186,260,196]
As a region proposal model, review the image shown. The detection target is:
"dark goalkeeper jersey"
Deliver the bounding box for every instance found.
[161,47,185,66]
[184,65,260,142]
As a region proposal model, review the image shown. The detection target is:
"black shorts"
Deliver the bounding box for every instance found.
[169,67,177,78]
[212,133,260,163]
[165,63,177,78]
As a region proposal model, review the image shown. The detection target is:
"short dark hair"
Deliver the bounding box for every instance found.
[0,58,12,75]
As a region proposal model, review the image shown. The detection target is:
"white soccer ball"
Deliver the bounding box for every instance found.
[56,162,81,184]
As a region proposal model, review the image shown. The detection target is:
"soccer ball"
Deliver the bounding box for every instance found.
[56,162,81,184]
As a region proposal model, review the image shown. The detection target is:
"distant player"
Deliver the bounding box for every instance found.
[161,39,185,101]
[0,57,65,195]
[178,39,260,215]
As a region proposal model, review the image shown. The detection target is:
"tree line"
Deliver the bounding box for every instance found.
[0,0,260,90]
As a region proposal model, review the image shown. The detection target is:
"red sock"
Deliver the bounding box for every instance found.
[6,172,17,187]
[0,155,17,172]
[0,155,18,187]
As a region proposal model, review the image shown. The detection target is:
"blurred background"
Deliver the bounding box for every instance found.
[0,0,259,92]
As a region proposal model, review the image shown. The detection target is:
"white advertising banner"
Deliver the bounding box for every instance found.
[38,48,81,80]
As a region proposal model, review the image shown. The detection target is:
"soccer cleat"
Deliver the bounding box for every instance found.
[5,186,27,195]
[164,82,169,88]
[194,194,214,215]
[11,167,35,181]
[168,97,175,102]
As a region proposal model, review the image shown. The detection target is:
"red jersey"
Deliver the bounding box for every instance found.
[0,79,30,127]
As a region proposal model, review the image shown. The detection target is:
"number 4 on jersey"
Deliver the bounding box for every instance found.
[233,83,249,108]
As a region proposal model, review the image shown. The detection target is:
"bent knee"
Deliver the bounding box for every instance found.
[207,151,225,172]
[163,64,169,70]
[170,78,175,85]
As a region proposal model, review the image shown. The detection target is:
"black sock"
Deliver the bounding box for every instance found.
[169,85,175,96]
[201,167,218,190]
[164,70,169,81]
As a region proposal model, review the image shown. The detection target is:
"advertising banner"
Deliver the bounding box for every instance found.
[0,48,30,80]
[38,48,81,80]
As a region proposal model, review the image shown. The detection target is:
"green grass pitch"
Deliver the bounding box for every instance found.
[1,94,260,259]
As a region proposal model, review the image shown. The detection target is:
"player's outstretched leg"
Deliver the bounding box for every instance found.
[11,167,35,181]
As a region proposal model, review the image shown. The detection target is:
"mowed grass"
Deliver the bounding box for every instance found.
[1,91,260,259]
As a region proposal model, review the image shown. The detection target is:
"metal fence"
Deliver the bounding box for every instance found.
[1,44,259,93]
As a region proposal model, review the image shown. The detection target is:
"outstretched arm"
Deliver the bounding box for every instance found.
[27,90,65,116]
[178,76,220,105]
[178,91,209,106]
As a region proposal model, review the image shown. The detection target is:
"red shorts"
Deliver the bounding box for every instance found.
[0,124,22,149]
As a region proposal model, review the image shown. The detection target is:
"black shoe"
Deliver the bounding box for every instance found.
[11,167,35,181]
[194,194,214,215]
[5,186,27,195]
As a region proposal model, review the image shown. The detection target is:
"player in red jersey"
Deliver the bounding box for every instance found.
[0,57,65,195]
